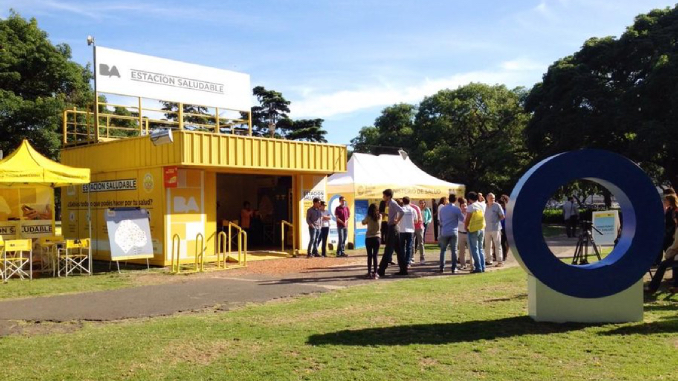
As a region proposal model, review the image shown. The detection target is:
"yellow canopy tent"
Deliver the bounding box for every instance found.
[0,140,90,241]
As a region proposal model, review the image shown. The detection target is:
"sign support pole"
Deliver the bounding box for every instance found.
[92,43,99,143]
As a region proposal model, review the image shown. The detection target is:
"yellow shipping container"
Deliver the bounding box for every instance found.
[61,130,347,266]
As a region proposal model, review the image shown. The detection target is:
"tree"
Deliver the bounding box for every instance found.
[0,11,93,158]
[350,85,530,194]
[349,103,416,154]
[161,102,212,131]
[413,84,531,193]
[524,5,678,189]
[244,86,291,138]
[279,118,327,142]
[243,86,328,141]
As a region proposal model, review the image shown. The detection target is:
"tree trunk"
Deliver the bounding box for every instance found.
[602,188,612,209]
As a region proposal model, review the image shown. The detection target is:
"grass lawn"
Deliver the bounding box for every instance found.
[542,224,566,237]
[1,267,677,380]
[0,272,137,300]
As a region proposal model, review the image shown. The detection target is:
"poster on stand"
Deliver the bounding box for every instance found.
[592,210,620,246]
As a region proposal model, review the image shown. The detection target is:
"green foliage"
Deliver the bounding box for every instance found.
[160,101,212,131]
[351,84,531,194]
[243,85,291,137]
[525,5,678,188]
[243,86,328,141]
[0,11,92,158]
[543,208,565,224]
[278,118,327,142]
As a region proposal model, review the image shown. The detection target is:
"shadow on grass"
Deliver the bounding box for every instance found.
[307,316,597,346]
[598,317,678,336]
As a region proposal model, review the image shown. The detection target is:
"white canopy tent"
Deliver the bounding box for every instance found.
[327,153,465,199]
[325,153,465,249]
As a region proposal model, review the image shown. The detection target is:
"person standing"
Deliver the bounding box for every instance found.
[484,193,506,267]
[306,198,322,258]
[432,199,440,242]
[436,197,448,239]
[438,194,465,273]
[411,200,425,265]
[316,201,331,257]
[563,196,578,238]
[379,200,389,244]
[420,200,432,244]
[457,197,470,270]
[362,203,381,279]
[465,192,486,273]
[335,196,351,257]
[499,194,510,261]
[646,195,678,293]
[399,197,417,267]
[377,189,407,277]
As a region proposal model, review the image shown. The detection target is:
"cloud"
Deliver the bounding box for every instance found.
[289,59,547,119]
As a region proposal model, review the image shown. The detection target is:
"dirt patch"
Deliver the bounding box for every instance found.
[420,357,439,368]
[132,256,365,287]
[0,320,84,337]
[164,339,236,366]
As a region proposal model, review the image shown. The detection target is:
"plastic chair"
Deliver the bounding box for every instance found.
[38,236,65,277]
[2,238,33,281]
[57,238,91,277]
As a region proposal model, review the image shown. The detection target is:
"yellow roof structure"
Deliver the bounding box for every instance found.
[0,140,90,187]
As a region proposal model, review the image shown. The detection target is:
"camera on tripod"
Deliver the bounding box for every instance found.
[572,220,603,265]
[579,220,603,235]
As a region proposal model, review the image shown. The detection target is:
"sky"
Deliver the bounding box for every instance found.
[2,0,676,145]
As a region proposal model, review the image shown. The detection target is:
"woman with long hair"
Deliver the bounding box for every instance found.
[362,203,382,279]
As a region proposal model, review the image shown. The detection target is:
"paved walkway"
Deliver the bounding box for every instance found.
[0,237,578,324]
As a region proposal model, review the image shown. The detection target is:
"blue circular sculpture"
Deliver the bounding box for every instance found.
[506,150,664,298]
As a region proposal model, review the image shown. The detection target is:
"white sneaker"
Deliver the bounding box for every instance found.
[420,260,426,265]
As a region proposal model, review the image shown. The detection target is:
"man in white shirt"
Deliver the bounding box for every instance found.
[563,196,579,238]
[399,197,417,267]
[316,201,332,257]
[484,193,506,267]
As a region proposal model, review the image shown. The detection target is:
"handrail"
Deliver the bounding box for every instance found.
[216,231,227,268]
[63,93,253,146]
[195,233,205,273]
[171,234,181,274]
[281,220,296,255]
[227,222,247,266]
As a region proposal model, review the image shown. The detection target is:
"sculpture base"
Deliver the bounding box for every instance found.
[527,275,643,323]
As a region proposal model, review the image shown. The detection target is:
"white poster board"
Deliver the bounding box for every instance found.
[95,46,251,111]
[105,208,154,261]
[592,210,620,246]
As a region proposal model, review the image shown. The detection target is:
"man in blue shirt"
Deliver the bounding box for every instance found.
[438,194,465,273]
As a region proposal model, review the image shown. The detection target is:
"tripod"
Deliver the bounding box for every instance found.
[571,222,603,265]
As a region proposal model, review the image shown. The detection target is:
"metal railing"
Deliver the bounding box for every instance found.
[194,233,205,273]
[281,220,296,256]
[170,233,204,274]
[226,222,248,267]
[63,95,253,146]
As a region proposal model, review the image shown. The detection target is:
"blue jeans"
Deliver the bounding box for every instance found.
[439,233,459,270]
[337,226,348,255]
[468,230,485,272]
[400,232,414,263]
[307,227,320,256]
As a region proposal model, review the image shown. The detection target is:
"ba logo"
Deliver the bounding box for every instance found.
[99,64,120,78]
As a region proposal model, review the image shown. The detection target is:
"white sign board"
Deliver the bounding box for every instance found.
[592,210,620,246]
[95,46,251,111]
